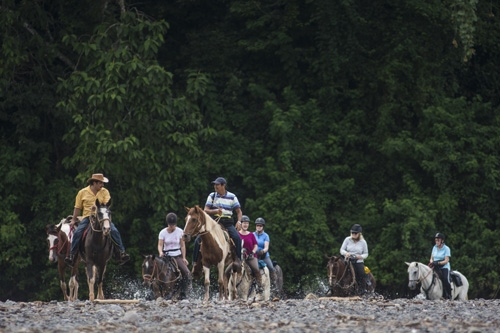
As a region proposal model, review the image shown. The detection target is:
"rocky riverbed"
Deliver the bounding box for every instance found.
[1,295,499,332]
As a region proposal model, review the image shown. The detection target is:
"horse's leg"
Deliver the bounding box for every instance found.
[97,265,107,300]
[86,264,96,301]
[203,266,211,302]
[69,261,79,301]
[217,262,226,301]
[58,259,69,301]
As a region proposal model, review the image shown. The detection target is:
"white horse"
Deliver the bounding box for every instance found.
[228,260,270,301]
[406,262,469,300]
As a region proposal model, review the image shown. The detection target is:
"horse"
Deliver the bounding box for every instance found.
[78,199,115,300]
[182,205,238,302]
[326,255,376,297]
[406,261,469,300]
[142,254,181,300]
[227,254,271,301]
[45,216,80,301]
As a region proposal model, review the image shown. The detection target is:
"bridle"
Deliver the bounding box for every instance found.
[47,228,70,255]
[183,211,209,240]
[142,257,180,287]
[90,205,111,233]
[409,263,436,299]
[328,258,357,290]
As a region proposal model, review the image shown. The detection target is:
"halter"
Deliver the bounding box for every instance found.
[89,205,111,233]
[142,257,181,285]
[409,263,436,299]
[328,258,357,291]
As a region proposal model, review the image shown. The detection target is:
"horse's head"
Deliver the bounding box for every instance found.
[406,261,422,290]
[326,255,345,287]
[182,205,206,242]
[142,254,157,288]
[46,224,61,262]
[91,199,112,236]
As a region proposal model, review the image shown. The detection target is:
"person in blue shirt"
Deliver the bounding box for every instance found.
[253,217,277,283]
[429,232,452,299]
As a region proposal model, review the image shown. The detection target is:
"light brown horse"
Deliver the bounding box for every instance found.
[79,199,114,301]
[46,217,80,301]
[326,255,376,297]
[182,205,238,302]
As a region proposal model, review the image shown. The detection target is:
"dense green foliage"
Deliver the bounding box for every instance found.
[1,0,499,301]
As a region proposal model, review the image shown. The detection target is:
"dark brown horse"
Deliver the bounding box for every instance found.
[79,199,114,300]
[326,255,376,297]
[182,205,238,302]
[46,217,80,301]
[142,254,181,300]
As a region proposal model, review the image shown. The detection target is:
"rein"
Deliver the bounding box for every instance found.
[330,259,357,290]
[143,258,181,285]
[410,264,436,299]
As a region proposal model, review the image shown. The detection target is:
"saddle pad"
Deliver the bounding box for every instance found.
[258,260,267,269]
[450,271,463,287]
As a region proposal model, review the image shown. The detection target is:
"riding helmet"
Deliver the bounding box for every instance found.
[350,224,362,233]
[241,215,251,223]
[435,232,445,240]
[255,217,266,225]
[166,212,178,225]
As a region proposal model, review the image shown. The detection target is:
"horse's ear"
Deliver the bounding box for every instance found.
[106,198,112,208]
[405,262,410,266]
[45,224,51,233]
[324,254,331,260]
[95,199,100,206]
[185,206,190,212]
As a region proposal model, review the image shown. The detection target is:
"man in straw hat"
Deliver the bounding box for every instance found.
[65,173,130,267]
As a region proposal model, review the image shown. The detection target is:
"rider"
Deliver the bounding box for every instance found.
[339,224,369,295]
[253,217,278,284]
[192,177,243,277]
[158,212,191,299]
[65,173,129,267]
[429,232,452,300]
[238,215,263,293]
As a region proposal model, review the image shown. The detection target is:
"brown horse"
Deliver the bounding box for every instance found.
[46,217,80,301]
[142,254,181,300]
[79,199,114,300]
[182,205,238,302]
[326,255,376,297]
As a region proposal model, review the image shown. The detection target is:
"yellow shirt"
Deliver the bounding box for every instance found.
[74,186,111,218]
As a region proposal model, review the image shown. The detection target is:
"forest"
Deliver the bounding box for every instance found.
[1,0,499,301]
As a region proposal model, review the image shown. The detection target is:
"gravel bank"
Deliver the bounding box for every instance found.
[1,296,498,332]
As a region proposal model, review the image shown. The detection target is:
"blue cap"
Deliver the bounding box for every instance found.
[211,177,227,185]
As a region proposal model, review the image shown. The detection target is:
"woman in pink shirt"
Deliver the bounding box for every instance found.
[239,215,263,293]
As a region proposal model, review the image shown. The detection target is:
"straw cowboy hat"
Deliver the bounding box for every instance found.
[86,173,109,184]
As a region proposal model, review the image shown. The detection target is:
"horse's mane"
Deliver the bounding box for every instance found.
[191,205,227,241]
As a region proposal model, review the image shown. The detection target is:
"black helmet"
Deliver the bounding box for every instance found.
[255,217,266,225]
[241,215,251,223]
[350,224,362,233]
[435,232,445,240]
[166,212,178,225]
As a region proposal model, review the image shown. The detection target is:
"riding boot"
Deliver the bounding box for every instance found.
[64,253,75,268]
[119,251,130,265]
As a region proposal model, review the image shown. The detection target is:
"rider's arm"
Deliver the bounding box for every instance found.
[262,240,269,253]
[439,256,449,265]
[157,239,164,257]
[70,207,81,227]
[180,237,188,263]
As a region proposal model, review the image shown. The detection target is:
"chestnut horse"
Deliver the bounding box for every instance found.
[46,217,80,301]
[326,255,376,297]
[142,254,181,300]
[182,205,238,302]
[78,199,114,300]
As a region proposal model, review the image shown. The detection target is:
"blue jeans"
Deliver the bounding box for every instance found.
[70,217,125,254]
